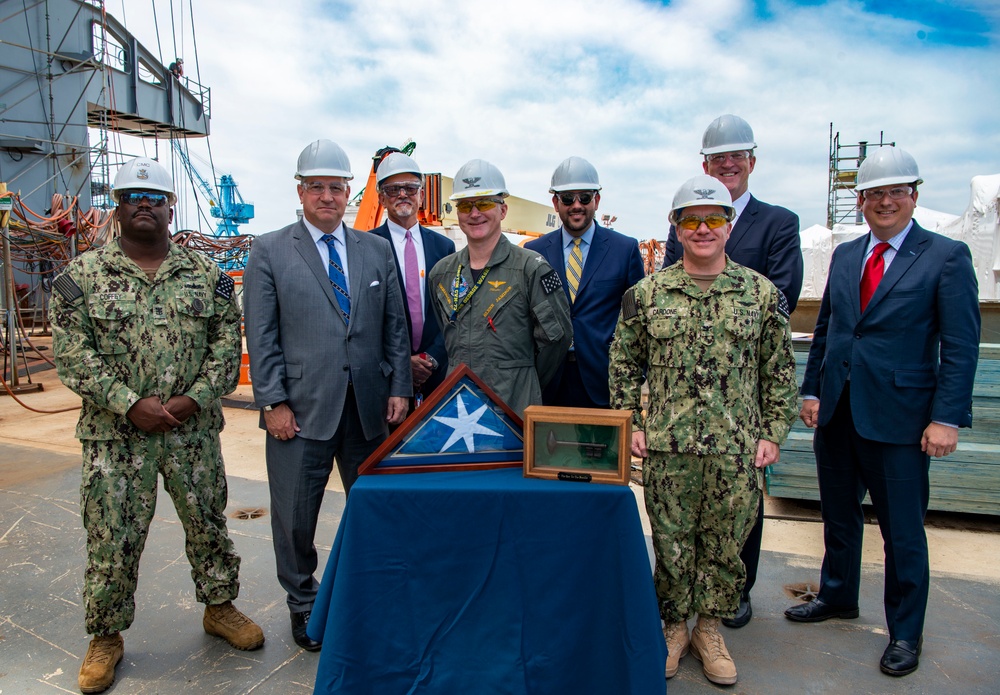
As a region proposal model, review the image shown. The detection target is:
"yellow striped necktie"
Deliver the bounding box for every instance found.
[567,238,583,303]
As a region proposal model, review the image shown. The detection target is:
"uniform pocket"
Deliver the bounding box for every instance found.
[88,298,136,354]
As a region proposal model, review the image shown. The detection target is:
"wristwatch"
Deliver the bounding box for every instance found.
[262,402,283,412]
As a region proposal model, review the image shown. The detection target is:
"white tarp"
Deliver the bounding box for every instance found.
[799,175,1000,300]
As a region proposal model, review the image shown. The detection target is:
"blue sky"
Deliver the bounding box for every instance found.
[112,0,999,240]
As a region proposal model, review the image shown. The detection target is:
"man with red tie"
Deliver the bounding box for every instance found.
[369,152,455,406]
[786,146,980,678]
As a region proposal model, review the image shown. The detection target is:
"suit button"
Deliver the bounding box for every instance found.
[842,360,849,368]
[343,365,349,371]
[855,333,862,340]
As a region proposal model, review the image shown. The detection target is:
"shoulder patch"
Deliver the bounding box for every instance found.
[215,273,235,301]
[776,288,790,320]
[53,273,83,304]
[540,269,562,295]
[621,287,638,320]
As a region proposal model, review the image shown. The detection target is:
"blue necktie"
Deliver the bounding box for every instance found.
[321,233,351,324]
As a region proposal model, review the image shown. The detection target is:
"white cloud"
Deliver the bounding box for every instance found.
[110,0,999,239]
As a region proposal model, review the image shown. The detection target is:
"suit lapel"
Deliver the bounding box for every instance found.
[840,235,867,325]
[577,226,610,297]
[344,224,365,329]
[293,222,339,309]
[726,196,758,255]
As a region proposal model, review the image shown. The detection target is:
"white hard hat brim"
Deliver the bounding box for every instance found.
[295,169,354,181]
[701,143,757,156]
[549,183,603,193]
[449,189,508,201]
[855,176,923,191]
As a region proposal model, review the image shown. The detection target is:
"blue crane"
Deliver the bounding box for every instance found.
[171,140,254,237]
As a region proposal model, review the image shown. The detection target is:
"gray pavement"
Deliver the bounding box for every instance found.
[1,440,997,694]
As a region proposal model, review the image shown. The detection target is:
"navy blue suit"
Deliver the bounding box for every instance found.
[661,194,803,312]
[525,224,644,408]
[802,222,979,641]
[371,223,456,396]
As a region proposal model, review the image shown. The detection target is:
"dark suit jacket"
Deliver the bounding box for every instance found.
[662,195,803,311]
[525,224,645,407]
[801,223,980,444]
[370,222,456,395]
[243,220,412,441]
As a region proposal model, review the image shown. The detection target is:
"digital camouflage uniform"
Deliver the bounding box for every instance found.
[50,240,243,636]
[609,258,797,622]
[428,234,573,416]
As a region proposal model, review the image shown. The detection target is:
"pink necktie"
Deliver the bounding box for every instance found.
[404,230,423,351]
[860,242,890,312]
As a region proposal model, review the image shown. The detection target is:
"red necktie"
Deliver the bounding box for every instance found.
[860,242,891,312]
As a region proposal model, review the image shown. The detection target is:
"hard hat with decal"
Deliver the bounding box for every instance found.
[669,174,736,224]
[450,159,509,200]
[111,157,176,205]
[295,139,353,180]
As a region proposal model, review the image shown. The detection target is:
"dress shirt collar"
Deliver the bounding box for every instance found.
[866,219,913,254]
[303,218,346,246]
[387,218,420,242]
[731,190,751,222]
[561,221,596,250]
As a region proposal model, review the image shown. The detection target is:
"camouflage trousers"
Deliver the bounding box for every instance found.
[642,450,759,623]
[80,430,241,635]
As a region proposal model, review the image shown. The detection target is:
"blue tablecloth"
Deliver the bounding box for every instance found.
[308,468,666,694]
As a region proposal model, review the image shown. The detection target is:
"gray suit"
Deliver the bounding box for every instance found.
[244,219,410,611]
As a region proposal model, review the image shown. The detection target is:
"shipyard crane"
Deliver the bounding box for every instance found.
[170,140,254,237]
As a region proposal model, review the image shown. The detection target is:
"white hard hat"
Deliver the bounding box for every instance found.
[295,139,353,180]
[669,175,736,224]
[549,156,602,193]
[376,152,422,185]
[450,159,509,200]
[111,157,176,205]
[700,114,757,156]
[855,146,923,191]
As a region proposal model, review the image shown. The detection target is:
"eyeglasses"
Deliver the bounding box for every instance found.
[381,183,422,198]
[557,192,596,206]
[706,151,750,165]
[455,198,504,214]
[861,186,913,201]
[119,192,169,207]
[676,214,730,231]
[301,181,349,196]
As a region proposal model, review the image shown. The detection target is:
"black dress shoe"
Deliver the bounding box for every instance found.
[722,595,752,629]
[290,611,322,651]
[784,598,859,623]
[880,638,921,677]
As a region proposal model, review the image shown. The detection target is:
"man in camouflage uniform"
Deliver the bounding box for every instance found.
[609,175,796,686]
[50,158,263,694]
[428,159,572,416]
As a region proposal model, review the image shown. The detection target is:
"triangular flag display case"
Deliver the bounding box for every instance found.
[358,364,524,475]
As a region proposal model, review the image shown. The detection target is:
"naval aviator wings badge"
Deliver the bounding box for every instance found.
[358,364,524,475]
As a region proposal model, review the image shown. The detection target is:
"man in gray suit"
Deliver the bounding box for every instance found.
[243,139,411,651]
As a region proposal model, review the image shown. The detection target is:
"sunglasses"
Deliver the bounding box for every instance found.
[455,198,504,214]
[120,192,169,207]
[557,192,595,206]
[381,183,422,198]
[676,214,730,231]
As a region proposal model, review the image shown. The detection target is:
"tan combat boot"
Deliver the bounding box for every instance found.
[203,601,265,650]
[663,621,690,678]
[690,616,737,685]
[78,632,124,694]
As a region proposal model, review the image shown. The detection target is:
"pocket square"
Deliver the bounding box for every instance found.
[369,280,380,287]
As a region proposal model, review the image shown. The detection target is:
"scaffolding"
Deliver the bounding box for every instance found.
[827,123,893,228]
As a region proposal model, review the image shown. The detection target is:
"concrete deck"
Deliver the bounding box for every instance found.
[2,351,998,694]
